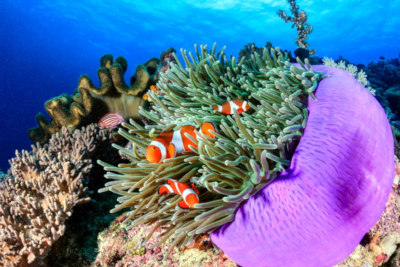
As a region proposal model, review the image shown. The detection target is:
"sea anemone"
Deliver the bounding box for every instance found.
[98,43,326,258]
[210,64,394,266]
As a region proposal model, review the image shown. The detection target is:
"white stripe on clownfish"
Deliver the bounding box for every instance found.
[242,100,249,111]
[182,187,197,201]
[163,183,174,193]
[171,128,184,155]
[229,100,240,114]
[172,180,183,195]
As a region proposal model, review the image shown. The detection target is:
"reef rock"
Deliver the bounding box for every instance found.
[94,214,237,267]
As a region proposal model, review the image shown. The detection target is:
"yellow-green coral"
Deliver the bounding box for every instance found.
[99,43,324,258]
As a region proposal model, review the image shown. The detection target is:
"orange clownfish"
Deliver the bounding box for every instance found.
[158,179,199,208]
[146,122,217,163]
[212,99,251,115]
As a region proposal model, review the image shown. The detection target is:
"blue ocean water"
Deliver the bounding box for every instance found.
[0,0,399,172]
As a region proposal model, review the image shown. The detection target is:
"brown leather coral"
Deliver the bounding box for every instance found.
[28,54,159,144]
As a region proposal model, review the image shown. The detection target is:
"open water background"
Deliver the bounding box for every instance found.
[0,0,399,171]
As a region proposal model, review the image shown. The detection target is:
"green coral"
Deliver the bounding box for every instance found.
[99,43,324,258]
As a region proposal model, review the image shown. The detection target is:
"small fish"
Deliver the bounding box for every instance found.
[98,112,126,129]
[143,85,161,101]
[212,99,251,115]
[150,85,161,94]
[158,179,199,208]
[143,93,150,101]
[146,122,216,163]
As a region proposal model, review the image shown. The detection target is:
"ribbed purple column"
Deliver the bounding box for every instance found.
[210,65,394,267]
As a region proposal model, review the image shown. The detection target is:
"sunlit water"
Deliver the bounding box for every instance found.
[0,0,399,170]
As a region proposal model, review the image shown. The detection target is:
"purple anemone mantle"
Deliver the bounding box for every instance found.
[210,65,394,267]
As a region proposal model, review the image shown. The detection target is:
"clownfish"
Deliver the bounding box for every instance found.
[146,122,217,163]
[158,179,199,208]
[212,99,251,115]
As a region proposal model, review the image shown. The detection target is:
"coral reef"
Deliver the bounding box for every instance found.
[363,56,400,120]
[28,54,160,145]
[98,43,325,259]
[94,213,237,267]
[0,124,111,266]
[278,0,313,49]
[20,44,395,267]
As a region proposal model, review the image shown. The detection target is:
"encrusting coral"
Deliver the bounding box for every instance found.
[0,124,111,266]
[98,43,325,259]
[28,54,160,145]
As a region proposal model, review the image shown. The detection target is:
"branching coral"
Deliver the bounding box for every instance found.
[28,54,159,145]
[323,57,375,95]
[0,124,111,266]
[278,0,313,49]
[98,43,324,258]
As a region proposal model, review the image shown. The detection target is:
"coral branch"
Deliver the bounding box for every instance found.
[0,124,111,266]
[278,0,313,49]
